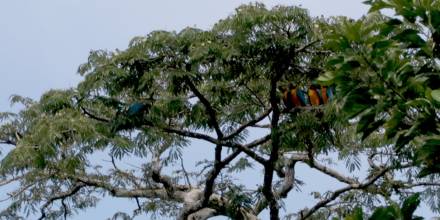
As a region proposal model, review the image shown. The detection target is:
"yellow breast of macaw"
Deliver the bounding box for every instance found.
[321,86,328,104]
[290,88,302,107]
[308,89,321,106]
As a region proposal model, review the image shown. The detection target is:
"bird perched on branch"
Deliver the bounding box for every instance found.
[111,102,150,132]
[281,84,309,110]
[127,102,148,116]
[308,84,322,106]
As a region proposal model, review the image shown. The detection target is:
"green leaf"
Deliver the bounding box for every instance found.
[380,19,403,36]
[401,193,421,220]
[343,87,375,118]
[34,152,47,169]
[372,40,393,49]
[368,205,399,220]
[367,0,393,12]
[357,110,375,137]
[431,89,440,102]
[392,29,426,48]
[345,207,364,220]
[416,137,440,177]
[430,10,440,28]
[400,9,418,23]
[317,71,336,84]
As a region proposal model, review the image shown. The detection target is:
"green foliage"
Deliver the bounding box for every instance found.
[320,0,440,176]
[0,4,326,219]
[1,2,438,219]
[343,193,422,220]
[223,185,253,220]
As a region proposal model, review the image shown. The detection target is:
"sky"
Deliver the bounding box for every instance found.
[1,1,434,220]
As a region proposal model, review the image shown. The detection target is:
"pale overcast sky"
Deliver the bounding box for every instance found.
[2,1,433,220]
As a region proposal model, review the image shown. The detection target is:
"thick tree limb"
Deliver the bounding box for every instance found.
[178,149,242,219]
[308,160,358,185]
[262,69,283,220]
[255,158,298,215]
[151,155,176,197]
[180,134,271,219]
[74,175,186,201]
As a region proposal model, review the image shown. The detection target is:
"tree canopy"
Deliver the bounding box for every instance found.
[0,2,439,220]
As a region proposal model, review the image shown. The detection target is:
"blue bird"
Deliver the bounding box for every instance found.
[327,86,335,100]
[127,102,148,116]
[297,89,310,106]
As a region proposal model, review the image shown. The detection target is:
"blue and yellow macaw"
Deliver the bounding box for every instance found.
[308,84,322,106]
[282,85,294,110]
[327,85,335,100]
[282,84,310,109]
[297,88,309,106]
[319,86,329,104]
[289,84,304,107]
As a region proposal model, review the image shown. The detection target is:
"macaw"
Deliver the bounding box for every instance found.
[282,85,293,110]
[288,84,304,107]
[308,84,322,106]
[297,88,309,106]
[282,83,310,109]
[320,86,329,104]
[327,85,335,100]
[111,102,149,133]
[127,102,148,116]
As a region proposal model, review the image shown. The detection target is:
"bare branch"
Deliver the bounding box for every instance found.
[225,134,272,165]
[295,40,319,53]
[161,127,219,145]
[180,159,193,188]
[224,108,272,140]
[38,182,85,220]
[299,166,392,219]
[185,79,223,139]
[308,160,358,185]
[0,175,25,187]
[80,106,110,123]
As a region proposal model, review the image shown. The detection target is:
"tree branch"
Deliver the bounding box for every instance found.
[225,134,271,165]
[262,68,283,220]
[224,108,272,140]
[185,79,223,139]
[295,40,319,53]
[161,127,219,145]
[299,166,391,219]
[79,106,110,123]
[38,182,85,220]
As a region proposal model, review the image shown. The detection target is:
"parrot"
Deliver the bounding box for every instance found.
[288,84,304,107]
[282,84,309,110]
[320,86,329,104]
[127,102,148,116]
[111,102,150,133]
[308,84,322,106]
[282,85,293,110]
[297,88,310,106]
[327,85,335,100]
